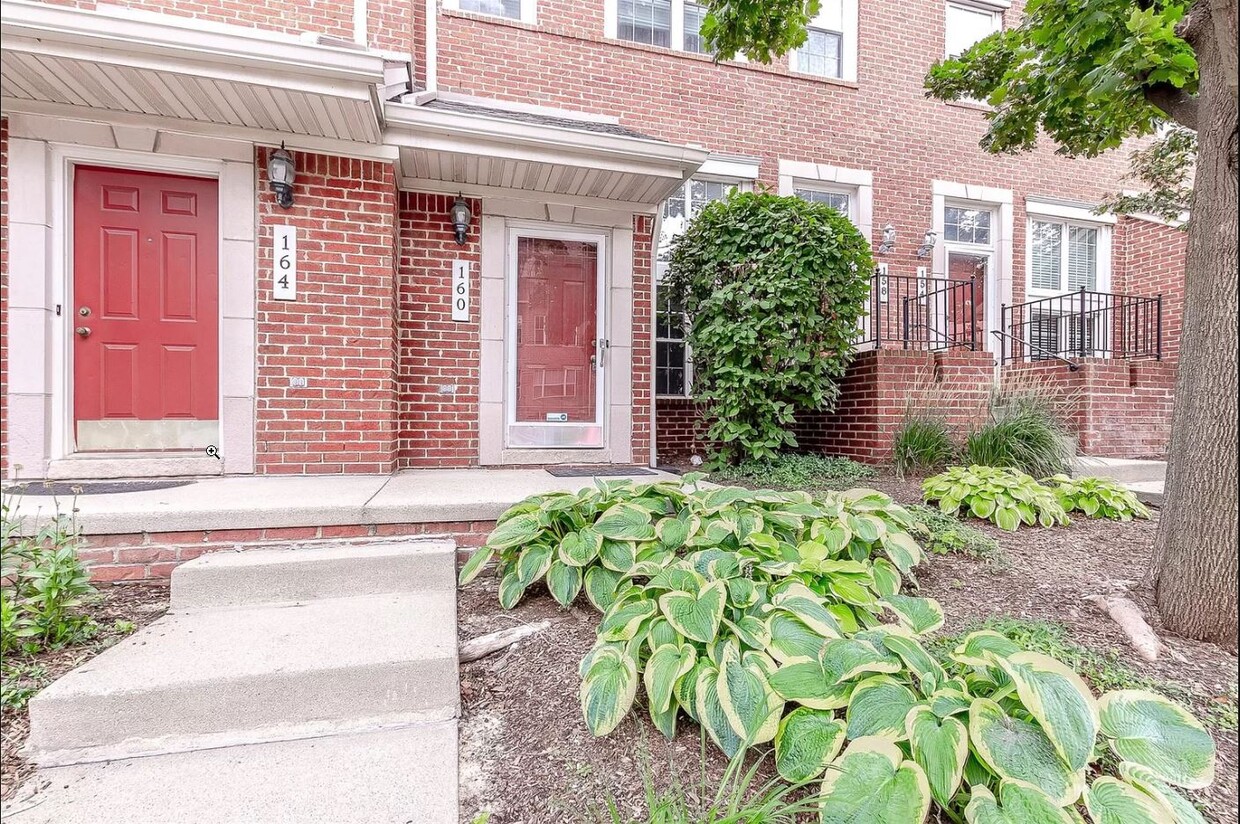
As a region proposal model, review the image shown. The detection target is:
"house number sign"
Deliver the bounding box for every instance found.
[451,260,470,321]
[273,225,297,301]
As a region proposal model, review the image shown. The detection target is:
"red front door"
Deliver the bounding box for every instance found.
[72,167,219,452]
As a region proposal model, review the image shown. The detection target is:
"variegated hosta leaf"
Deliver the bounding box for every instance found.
[580,647,638,737]
[593,503,657,541]
[827,575,879,607]
[546,560,583,607]
[516,544,554,585]
[929,687,973,718]
[498,571,528,609]
[771,595,844,639]
[768,659,854,711]
[765,612,829,663]
[1098,690,1216,790]
[643,642,696,715]
[882,594,945,635]
[821,637,902,684]
[717,652,781,745]
[598,598,657,642]
[952,630,1021,668]
[969,697,1086,806]
[726,577,758,608]
[846,675,920,740]
[584,566,623,612]
[774,708,846,783]
[649,698,678,740]
[996,651,1099,772]
[695,662,744,758]
[1118,762,1206,824]
[724,615,770,649]
[880,530,924,573]
[881,628,947,694]
[871,557,902,597]
[599,539,637,572]
[646,617,679,652]
[659,580,726,644]
[457,546,494,585]
[1083,777,1175,824]
[644,563,704,594]
[655,516,690,549]
[485,512,544,549]
[964,781,1079,824]
[819,737,931,824]
[907,706,968,809]
[558,529,601,567]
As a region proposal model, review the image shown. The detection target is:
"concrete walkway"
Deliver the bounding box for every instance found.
[1073,456,1167,504]
[4,467,677,535]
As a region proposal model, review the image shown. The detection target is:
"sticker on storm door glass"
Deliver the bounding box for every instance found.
[546,413,569,422]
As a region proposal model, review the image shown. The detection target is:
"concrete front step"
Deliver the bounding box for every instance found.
[26,590,458,766]
[2,720,459,824]
[171,538,455,609]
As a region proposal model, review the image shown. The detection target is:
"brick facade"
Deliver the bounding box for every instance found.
[255,148,402,474]
[43,0,356,41]
[1118,216,1188,365]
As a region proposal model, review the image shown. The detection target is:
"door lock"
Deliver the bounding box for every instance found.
[78,306,91,317]
[75,326,91,338]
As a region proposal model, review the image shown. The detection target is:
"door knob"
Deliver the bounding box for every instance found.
[75,326,91,338]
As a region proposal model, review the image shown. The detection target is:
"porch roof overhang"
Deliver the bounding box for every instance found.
[0,0,387,143]
[383,100,709,209]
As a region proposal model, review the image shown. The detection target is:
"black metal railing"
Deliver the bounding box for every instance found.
[999,288,1162,365]
[859,272,979,351]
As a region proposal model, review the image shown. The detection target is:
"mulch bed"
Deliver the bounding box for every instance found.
[457,473,1239,824]
[0,583,170,801]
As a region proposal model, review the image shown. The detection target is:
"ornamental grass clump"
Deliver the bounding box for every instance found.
[922,465,1069,531]
[1043,474,1152,521]
[461,478,1217,823]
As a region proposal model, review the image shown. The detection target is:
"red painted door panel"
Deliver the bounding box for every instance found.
[73,167,219,431]
[515,237,598,423]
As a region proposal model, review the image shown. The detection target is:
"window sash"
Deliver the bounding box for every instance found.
[683,2,707,52]
[617,0,672,46]
[945,2,1001,58]
[454,0,527,21]
[793,186,855,221]
[1029,219,1103,294]
[943,205,993,246]
[793,27,844,78]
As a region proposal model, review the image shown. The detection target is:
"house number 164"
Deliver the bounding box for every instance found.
[273,225,297,301]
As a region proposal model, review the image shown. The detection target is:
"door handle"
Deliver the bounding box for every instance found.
[590,354,597,371]
[76,326,91,338]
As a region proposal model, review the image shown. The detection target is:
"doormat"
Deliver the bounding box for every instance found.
[545,466,658,477]
[2,480,195,497]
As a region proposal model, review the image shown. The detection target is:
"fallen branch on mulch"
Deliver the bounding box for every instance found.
[1085,592,1166,661]
[460,620,550,663]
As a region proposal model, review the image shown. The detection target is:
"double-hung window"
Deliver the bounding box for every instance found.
[945,2,1002,58]
[1026,214,1113,357]
[1029,219,1105,294]
[793,186,853,218]
[655,178,739,397]
[447,0,535,24]
[789,0,858,81]
[607,0,711,53]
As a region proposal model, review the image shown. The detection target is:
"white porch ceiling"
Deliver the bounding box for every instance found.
[0,0,386,142]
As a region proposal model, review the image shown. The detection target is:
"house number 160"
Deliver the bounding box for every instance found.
[451,260,470,321]
[273,225,297,301]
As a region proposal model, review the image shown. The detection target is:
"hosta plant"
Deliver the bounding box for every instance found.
[1043,475,1151,521]
[922,465,1069,532]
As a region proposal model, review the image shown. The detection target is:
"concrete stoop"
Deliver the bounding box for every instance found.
[3,540,460,824]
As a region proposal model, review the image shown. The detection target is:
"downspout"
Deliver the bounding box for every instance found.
[425,0,438,91]
[649,208,663,469]
[353,0,367,45]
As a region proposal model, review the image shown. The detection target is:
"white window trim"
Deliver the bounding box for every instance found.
[779,160,873,240]
[944,0,1004,59]
[1025,216,1113,298]
[444,0,536,25]
[788,0,858,82]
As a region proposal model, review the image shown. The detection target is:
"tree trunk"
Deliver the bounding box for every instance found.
[1150,0,1239,651]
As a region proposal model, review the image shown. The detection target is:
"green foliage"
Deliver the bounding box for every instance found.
[892,418,957,478]
[662,191,872,465]
[962,396,1074,479]
[1043,475,1151,521]
[1097,126,1195,224]
[709,454,874,491]
[1,498,98,655]
[923,466,1069,531]
[904,504,1001,560]
[923,0,1198,157]
[0,661,50,711]
[695,0,822,64]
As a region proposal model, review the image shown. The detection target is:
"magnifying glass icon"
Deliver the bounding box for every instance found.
[205,445,221,460]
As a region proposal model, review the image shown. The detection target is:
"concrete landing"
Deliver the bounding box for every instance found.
[4,467,678,535]
[2,721,458,824]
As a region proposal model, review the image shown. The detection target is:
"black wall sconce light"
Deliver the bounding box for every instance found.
[450,195,473,245]
[916,229,938,259]
[267,143,296,208]
[877,223,897,254]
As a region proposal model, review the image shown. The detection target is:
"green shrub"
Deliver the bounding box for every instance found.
[892,418,957,477]
[904,503,1001,559]
[1,498,98,655]
[1043,475,1151,521]
[709,453,874,490]
[662,191,872,465]
[962,381,1076,477]
[463,482,1217,822]
[922,465,1069,531]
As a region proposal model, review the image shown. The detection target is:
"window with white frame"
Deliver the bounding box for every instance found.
[617,0,672,47]
[449,0,534,23]
[683,2,708,53]
[943,205,993,245]
[1028,219,1107,294]
[793,186,855,221]
[945,1,1002,58]
[789,0,857,81]
[655,177,739,396]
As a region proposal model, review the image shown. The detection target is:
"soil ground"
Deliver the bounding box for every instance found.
[457,473,1239,824]
[0,583,170,801]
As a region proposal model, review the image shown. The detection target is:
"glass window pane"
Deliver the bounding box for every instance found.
[945,2,999,57]
[794,28,843,78]
[618,0,672,47]
[459,0,522,19]
[795,188,851,215]
[1067,226,1098,290]
[1030,221,1062,291]
[684,2,707,53]
[656,342,686,396]
[944,206,993,245]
